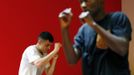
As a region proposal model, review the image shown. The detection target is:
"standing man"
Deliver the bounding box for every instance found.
[19,32,62,75]
[59,0,132,75]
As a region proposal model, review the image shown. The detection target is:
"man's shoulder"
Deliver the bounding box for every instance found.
[76,23,96,37]
[24,45,36,53]
[80,23,89,28]
[26,45,35,50]
[110,12,127,19]
[79,23,91,31]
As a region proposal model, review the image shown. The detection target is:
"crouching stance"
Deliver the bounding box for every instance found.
[19,32,62,75]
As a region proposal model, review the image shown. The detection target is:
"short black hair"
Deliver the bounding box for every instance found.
[38,32,54,43]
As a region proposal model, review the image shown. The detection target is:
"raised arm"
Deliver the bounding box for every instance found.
[33,43,62,68]
[59,8,81,64]
[45,54,59,75]
[80,12,132,56]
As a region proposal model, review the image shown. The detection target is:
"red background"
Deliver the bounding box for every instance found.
[0,0,121,75]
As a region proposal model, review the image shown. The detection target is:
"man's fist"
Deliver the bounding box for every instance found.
[96,30,111,49]
[58,8,73,29]
[79,11,96,27]
[54,43,62,52]
[96,34,108,49]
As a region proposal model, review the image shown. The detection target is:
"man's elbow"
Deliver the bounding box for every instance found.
[119,38,130,56]
[119,47,128,56]
[67,55,80,64]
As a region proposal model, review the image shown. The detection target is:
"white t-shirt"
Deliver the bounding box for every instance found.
[19,45,50,75]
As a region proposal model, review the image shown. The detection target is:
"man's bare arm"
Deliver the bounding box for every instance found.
[33,43,61,68]
[93,24,129,56]
[59,8,81,64]
[61,29,81,64]
[81,12,130,56]
[45,55,59,75]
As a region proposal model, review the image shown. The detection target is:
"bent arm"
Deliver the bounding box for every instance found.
[33,46,61,68]
[45,56,58,75]
[61,29,81,64]
[91,23,130,56]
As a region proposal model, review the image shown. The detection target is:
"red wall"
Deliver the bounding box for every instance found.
[0,0,121,75]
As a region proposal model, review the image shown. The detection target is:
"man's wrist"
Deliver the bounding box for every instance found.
[53,57,58,60]
[92,21,97,26]
[54,48,59,52]
[52,58,58,62]
[61,28,69,34]
[88,21,98,28]
[61,26,69,30]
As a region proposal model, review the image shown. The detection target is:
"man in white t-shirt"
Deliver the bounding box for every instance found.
[19,32,62,75]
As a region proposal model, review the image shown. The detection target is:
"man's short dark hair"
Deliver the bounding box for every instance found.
[38,32,54,43]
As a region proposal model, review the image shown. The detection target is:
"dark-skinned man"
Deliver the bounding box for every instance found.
[58,0,132,75]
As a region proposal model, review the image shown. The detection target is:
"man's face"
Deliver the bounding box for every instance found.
[40,40,52,53]
[79,0,104,16]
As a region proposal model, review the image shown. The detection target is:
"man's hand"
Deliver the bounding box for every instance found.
[58,8,73,29]
[96,33,108,49]
[79,11,96,27]
[54,43,62,52]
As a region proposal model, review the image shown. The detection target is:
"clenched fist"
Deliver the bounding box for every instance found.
[96,30,111,49]
[54,43,62,52]
[79,11,96,27]
[58,8,73,29]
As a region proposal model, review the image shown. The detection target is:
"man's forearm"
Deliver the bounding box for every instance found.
[92,24,129,56]
[46,59,57,75]
[61,29,80,64]
[34,49,59,68]
[42,49,58,63]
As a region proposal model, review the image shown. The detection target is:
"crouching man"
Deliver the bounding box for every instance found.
[19,32,62,75]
